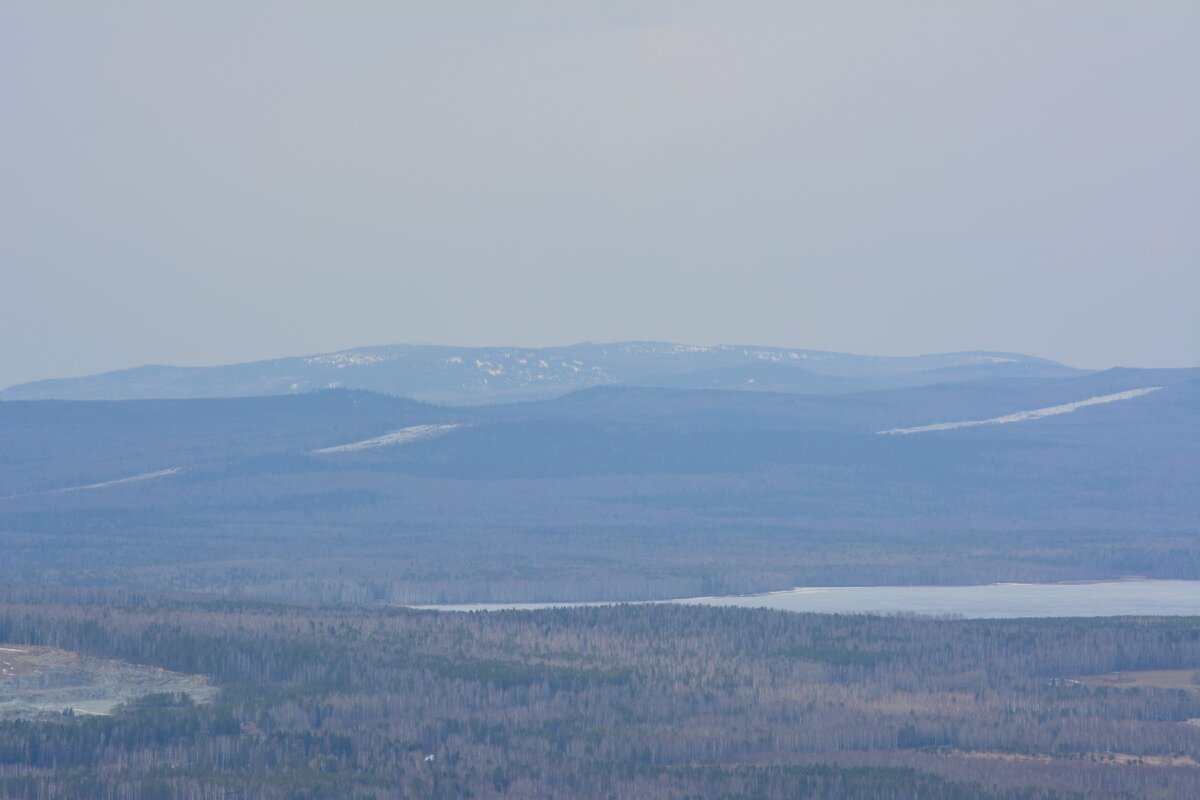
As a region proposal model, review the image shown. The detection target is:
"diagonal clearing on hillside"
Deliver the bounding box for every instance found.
[311,423,466,454]
[877,387,1163,435]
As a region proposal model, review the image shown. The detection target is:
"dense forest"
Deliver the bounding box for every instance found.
[1,589,1199,798]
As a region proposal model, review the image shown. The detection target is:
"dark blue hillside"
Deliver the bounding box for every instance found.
[481,368,1185,433]
[0,369,1195,602]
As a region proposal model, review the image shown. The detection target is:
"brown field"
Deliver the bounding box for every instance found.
[946,749,1200,768]
[1074,668,1200,691]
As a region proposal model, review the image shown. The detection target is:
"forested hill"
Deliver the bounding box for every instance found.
[0,341,1082,404]
[1,368,1196,604]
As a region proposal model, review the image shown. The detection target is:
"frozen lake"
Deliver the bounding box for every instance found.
[416,579,1200,619]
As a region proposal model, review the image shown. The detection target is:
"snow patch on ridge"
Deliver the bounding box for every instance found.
[305,352,387,368]
[311,424,465,454]
[877,387,1163,435]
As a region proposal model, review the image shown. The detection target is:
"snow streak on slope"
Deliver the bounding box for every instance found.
[1,468,182,500]
[60,467,184,490]
[311,424,465,454]
[877,387,1163,436]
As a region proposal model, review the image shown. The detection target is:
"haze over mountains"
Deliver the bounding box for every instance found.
[0,342,1084,404]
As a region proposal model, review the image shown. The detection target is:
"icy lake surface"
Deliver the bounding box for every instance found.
[416,580,1200,619]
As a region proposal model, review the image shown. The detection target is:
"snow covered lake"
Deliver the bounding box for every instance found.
[415,579,1200,619]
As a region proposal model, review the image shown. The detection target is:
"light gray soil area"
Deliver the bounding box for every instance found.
[0,644,216,718]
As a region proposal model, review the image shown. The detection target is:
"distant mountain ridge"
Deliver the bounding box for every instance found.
[0,341,1085,404]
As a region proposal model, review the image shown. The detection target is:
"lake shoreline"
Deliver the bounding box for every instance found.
[409,578,1200,619]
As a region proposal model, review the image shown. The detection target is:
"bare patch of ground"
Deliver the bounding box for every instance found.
[0,644,216,718]
[1074,669,1200,691]
[945,749,1200,768]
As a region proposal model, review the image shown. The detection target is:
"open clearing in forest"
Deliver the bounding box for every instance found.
[946,749,1200,768]
[1074,669,1200,691]
[0,644,215,718]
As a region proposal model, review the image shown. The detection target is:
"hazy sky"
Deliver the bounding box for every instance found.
[2,2,1197,387]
